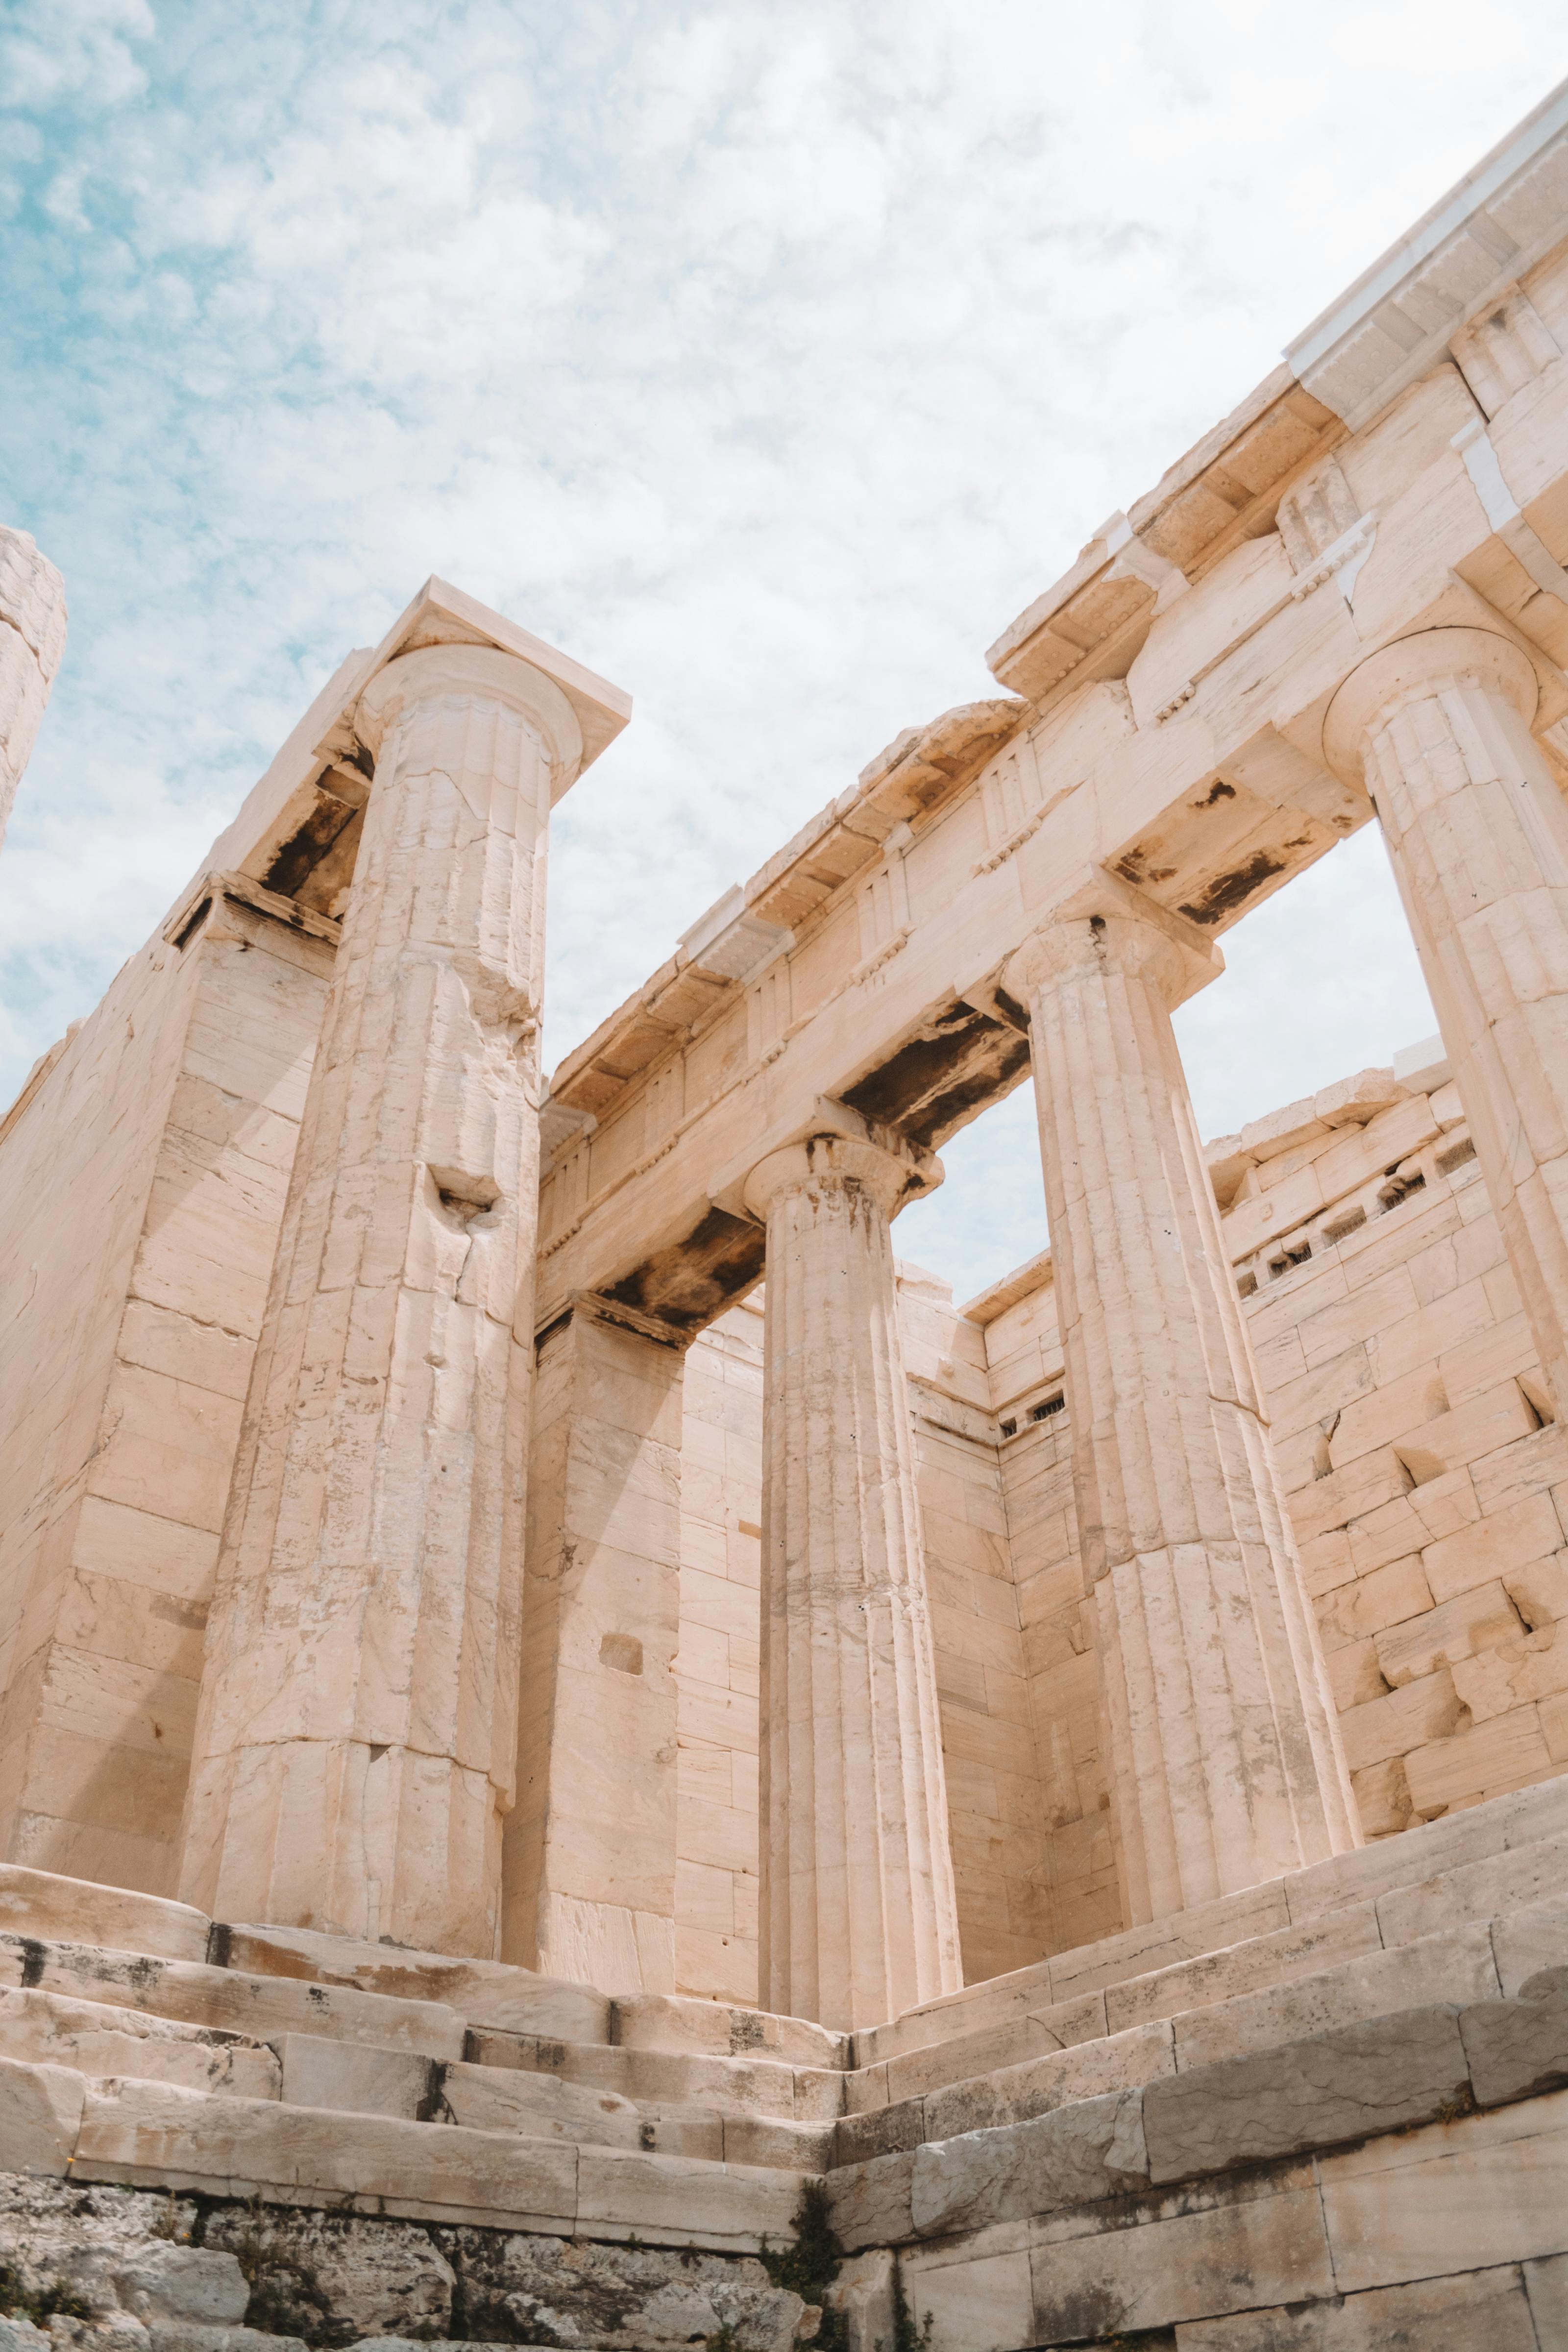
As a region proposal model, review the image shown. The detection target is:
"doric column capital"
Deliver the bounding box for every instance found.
[356,640,586,787]
[1322,625,1539,787]
[742,1130,940,1224]
[1004,871,1216,1013]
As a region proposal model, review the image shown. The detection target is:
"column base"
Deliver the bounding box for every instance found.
[179,1737,502,1958]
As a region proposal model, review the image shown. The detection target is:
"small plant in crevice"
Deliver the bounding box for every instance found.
[703,2325,743,2352]
[760,2180,848,2352]
[887,2255,932,2352]
[0,2264,94,2327]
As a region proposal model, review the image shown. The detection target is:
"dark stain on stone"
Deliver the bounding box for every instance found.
[1178,851,1287,926]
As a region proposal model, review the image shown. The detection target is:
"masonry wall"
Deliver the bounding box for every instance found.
[673,1302,765,2003]
[0,901,329,1894]
[1222,1057,1568,1843]
[977,1275,1120,1962]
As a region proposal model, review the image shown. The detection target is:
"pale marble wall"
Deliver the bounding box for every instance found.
[0,901,329,1893]
[980,1281,1120,1962]
[1232,1074,1568,1841]
[673,1302,764,2003]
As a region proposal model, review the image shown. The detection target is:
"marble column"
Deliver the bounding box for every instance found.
[179,639,592,1957]
[1005,882,1357,1928]
[503,1293,685,1993]
[743,1131,962,2031]
[1325,625,1568,1418]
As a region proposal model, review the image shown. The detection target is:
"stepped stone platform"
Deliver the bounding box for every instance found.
[0,1776,1565,2349]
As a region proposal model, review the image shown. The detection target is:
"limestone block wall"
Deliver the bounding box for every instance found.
[673,1302,764,2003]
[893,1268,1046,1987]
[0,900,330,1894]
[971,1271,1119,1962]
[1217,1053,1568,1843]
[955,1052,1568,1968]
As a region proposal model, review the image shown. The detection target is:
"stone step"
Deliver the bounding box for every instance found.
[611,1993,847,2072]
[0,1985,280,2099]
[467,2024,845,2123]
[824,1961,1568,2263]
[216,1923,611,2042]
[846,1847,1568,2115]
[851,1773,1568,2071]
[437,2056,832,2171]
[0,1935,465,2059]
[59,2072,809,2250]
[219,1927,847,2068]
[0,1867,210,1964]
[835,1900,1566,2158]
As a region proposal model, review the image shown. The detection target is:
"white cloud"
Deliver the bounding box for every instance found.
[1,0,1562,1298]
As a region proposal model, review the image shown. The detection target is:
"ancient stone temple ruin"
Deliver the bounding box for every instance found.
[2,77,1568,2352]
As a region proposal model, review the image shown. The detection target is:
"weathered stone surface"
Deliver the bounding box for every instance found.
[1173,2262,1540,2347]
[823,2149,916,2252]
[901,2244,1033,2352]
[274,2035,437,2122]
[1525,2249,1568,2347]
[1029,2165,1335,2343]
[0,2174,805,2352]
[910,2088,1148,2236]
[1006,884,1356,1931]
[219,1924,610,2042]
[1168,1921,1498,2069]
[180,636,622,1958]
[746,1132,961,2033]
[924,2019,1175,2138]
[71,2078,582,2230]
[111,2250,248,2326]
[0,1987,279,2101]
[199,2204,455,2342]
[1492,1891,1568,1995]
[0,2054,84,2175]
[822,2249,894,2352]
[0,1872,208,1966]
[0,1940,464,2061]
[437,2228,806,2352]
[1318,2084,1568,2292]
[434,2057,712,2156]
[1460,1965,1568,2107]
[1143,2007,1471,2180]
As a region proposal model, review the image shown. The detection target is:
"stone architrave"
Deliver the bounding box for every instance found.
[1005,880,1358,1927]
[178,639,601,1957]
[503,1293,686,1993]
[742,1130,962,2031]
[1325,625,1568,1419]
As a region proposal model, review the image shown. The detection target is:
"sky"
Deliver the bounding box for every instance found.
[2,0,1564,1302]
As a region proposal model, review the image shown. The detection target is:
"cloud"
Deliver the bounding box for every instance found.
[1,0,1562,1297]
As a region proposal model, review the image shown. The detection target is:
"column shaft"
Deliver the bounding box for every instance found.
[1327,626,1568,1417]
[179,642,583,1956]
[1009,891,1357,1926]
[502,1298,683,1992]
[746,1134,961,2031]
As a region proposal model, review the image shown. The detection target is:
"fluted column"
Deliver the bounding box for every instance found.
[179,640,591,1956]
[1006,883,1357,1928]
[744,1131,961,2031]
[1325,626,1568,1417]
